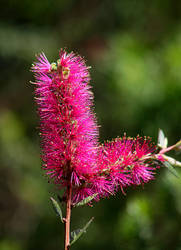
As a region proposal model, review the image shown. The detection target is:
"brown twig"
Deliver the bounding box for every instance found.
[64,183,72,250]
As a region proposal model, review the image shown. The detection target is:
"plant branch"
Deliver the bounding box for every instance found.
[64,183,72,250]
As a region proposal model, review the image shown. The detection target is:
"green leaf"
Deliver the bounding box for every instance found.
[74,194,97,207]
[70,229,82,243]
[50,197,64,223]
[174,140,181,152]
[163,155,181,167]
[158,129,168,148]
[164,161,179,178]
[70,217,94,246]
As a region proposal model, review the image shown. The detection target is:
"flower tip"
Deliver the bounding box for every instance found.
[32,52,51,73]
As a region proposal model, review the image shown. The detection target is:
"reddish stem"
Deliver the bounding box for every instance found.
[64,184,72,250]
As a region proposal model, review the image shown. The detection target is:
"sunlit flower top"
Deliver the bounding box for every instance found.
[32,51,99,189]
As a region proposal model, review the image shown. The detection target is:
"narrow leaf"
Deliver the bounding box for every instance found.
[163,155,181,167]
[74,194,97,207]
[50,197,64,223]
[70,229,82,242]
[70,217,94,246]
[164,161,179,178]
[163,137,168,148]
[158,129,168,148]
[174,140,181,152]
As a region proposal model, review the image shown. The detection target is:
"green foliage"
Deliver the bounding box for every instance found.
[70,217,94,246]
[163,161,179,178]
[158,129,168,149]
[50,197,64,223]
[74,194,97,207]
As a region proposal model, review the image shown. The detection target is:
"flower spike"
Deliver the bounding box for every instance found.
[32,50,99,201]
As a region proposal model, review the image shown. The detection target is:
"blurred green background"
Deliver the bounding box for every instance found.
[1,0,181,249]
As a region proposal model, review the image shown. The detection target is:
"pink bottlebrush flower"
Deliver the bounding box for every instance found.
[32,50,100,197]
[32,50,164,204]
[97,135,163,194]
[72,135,163,203]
